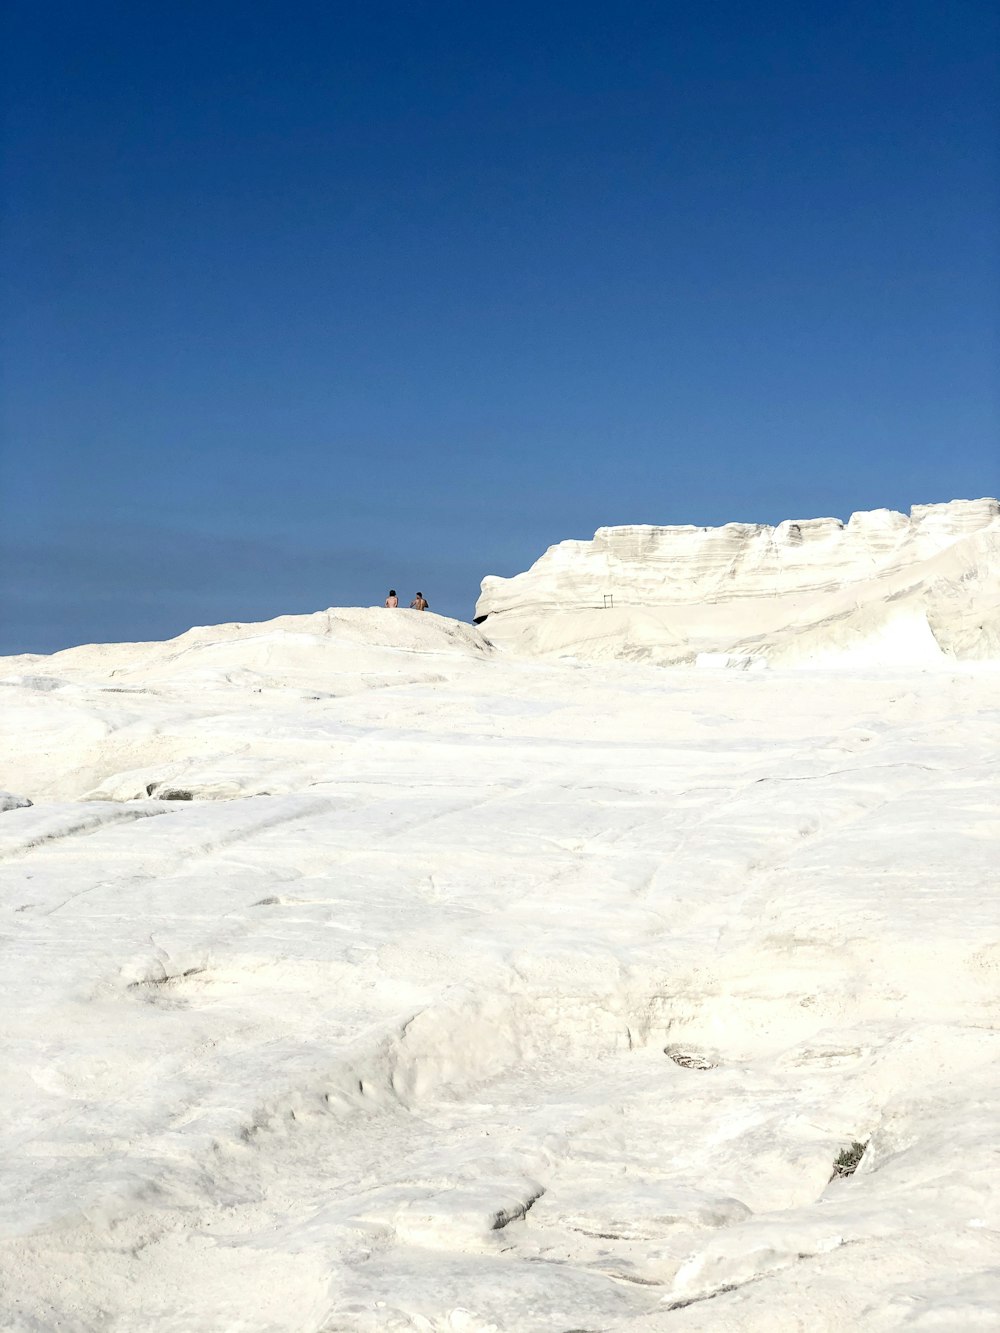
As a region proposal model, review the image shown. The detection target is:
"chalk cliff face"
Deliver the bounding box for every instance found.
[475,498,1000,666]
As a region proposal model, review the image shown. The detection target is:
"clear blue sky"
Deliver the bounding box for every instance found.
[2,0,997,652]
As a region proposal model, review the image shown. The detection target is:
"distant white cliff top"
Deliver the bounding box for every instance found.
[475,498,1000,667]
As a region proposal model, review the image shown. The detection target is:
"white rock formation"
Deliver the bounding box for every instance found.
[1,595,999,1329]
[476,498,1000,666]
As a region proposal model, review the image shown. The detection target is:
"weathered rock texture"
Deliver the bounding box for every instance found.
[476,498,1000,666]
[2,607,1000,1329]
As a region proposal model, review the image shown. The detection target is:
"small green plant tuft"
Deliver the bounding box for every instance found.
[831,1139,868,1180]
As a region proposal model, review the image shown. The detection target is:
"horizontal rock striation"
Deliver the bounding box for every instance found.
[478,499,999,615]
[475,499,1000,666]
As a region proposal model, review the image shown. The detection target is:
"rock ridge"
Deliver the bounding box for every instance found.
[475,498,1000,666]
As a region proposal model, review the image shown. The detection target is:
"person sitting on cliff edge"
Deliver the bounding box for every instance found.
[384,589,398,608]
[410,592,429,611]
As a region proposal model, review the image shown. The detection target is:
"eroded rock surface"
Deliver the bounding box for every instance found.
[2,593,999,1330]
[1,610,1000,1327]
[476,498,1000,666]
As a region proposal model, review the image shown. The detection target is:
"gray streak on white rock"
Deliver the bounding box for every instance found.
[0,791,33,812]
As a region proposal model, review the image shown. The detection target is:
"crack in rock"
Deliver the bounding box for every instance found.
[491,1187,546,1231]
[665,1046,717,1070]
[127,967,206,990]
[603,1271,663,1287]
[666,1281,741,1310]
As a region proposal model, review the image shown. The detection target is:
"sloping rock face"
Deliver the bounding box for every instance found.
[0,608,497,801]
[475,499,1000,666]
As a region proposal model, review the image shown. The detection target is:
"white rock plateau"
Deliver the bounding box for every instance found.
[1,509,999,1331]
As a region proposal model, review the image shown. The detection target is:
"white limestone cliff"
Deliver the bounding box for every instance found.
[475,498,1000,666]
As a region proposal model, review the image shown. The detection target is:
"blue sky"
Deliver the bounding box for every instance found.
[3,0,997,652]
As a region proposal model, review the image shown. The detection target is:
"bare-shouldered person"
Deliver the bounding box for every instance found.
[410,592,428,610]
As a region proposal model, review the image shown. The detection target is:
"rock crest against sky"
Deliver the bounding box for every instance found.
[475,497,1000,666]
[3,2,997,650]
